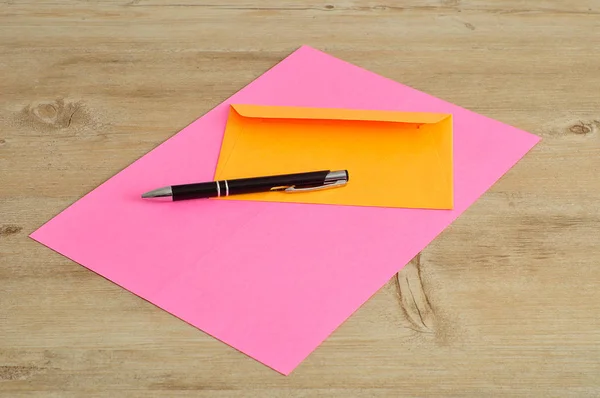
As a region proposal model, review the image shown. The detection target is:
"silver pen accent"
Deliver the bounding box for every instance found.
[284,179,347,192]
[269,171,349,192]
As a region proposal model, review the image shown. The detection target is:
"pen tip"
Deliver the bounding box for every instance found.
[141,187,173,199]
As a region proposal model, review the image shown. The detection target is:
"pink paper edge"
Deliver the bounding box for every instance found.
[28,45,543,376]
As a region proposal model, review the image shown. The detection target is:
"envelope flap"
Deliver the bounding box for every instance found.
[231,104,450,124]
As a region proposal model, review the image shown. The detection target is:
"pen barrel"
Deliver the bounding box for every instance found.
[171,182,218,201]
[227,170,331,196]
[171,170,331,200]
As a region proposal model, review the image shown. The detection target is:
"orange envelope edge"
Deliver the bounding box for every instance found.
[214,104,454,210]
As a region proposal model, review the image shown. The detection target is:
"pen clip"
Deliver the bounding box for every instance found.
[284,179,347,193]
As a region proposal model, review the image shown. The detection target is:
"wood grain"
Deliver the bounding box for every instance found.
[1,1,599,396]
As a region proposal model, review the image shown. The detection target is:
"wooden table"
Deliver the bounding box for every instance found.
[1,1,599,396]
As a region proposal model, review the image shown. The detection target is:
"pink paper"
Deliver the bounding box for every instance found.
[31,46,540,375]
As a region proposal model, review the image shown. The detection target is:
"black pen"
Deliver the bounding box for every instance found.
[141,170,349,201]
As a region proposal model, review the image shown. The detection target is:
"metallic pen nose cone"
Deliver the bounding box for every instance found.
[325,170,349,183]
[141,186,173,199]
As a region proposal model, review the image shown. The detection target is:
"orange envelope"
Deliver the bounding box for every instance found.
[214,104,454,209]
